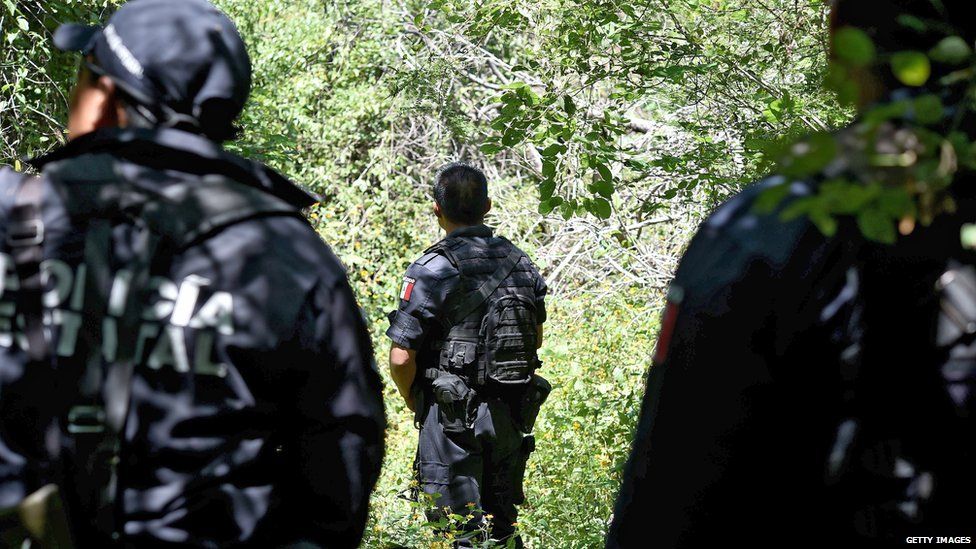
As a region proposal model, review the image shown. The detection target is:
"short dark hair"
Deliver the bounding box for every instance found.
[433,163,489,225]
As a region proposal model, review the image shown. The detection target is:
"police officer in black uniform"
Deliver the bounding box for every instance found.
[387,163,549,547]
[0,1,385,546]
[608,1,976,547]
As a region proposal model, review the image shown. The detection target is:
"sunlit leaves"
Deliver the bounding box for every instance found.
[833,27,876,67]
[929,36,972,65]
[780,132,837,178]
[891,51,931,87]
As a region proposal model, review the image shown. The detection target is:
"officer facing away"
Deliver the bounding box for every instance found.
[387,164,550,547]
[608,0,975,547]
[0,0,385,546]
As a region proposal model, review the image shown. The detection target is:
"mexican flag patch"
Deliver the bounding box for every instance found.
[400,277,416,301]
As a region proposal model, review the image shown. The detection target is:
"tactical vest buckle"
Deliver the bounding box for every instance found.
[67,405,107,434]
[6,218,44,247]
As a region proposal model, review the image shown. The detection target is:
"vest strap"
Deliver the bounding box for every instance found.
[447,246,523,326]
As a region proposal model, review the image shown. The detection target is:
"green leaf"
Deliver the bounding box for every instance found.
[538,196,562,215]
[781,133,838,178]
[591,179,614,199]
[480,143,503,155]
[825,65,860,106]
[754,182,791,214]
[897,14,928,33]
[833,27,876,67]
[890,51,931,87]
[912,94,944,125]
[930,36,972,65]
[857,208,897,244]
[559,201,575,220]
[877,189,916,218]
[541,143,567,157]
[542,159,556,179]
[595,163,612,183]
[863,99,911,124]
[539,179,556,201]
[961,224,976,250]
[501,127,524,147]
[810,211,839,237]
[16,17,28,31]
[563,95,577,117]
[590,197,612,219]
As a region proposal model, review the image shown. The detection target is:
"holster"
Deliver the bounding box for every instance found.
[514,374,552,433]
[429,372,477,434]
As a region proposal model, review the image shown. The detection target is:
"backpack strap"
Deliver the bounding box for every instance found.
[447,245,524,326]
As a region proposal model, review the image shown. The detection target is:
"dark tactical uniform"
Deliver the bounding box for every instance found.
[0,127,386,547]
[608,125,976,547]
[387,225,548,545]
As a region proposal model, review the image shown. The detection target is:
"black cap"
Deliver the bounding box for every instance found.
[54,0,251,139]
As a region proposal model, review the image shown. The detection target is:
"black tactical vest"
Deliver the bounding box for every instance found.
[422,234,541,393]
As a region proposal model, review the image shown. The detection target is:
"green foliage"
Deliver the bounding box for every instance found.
[400,0,845,222]
[770,13,976,243]
[833,27,876,67]
[1,1,120,163]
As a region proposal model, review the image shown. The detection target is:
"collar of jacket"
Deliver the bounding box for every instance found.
[447,224,493,239]
[28,127,318,208]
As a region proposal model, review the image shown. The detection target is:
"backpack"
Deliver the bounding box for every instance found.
[431,242,540,391]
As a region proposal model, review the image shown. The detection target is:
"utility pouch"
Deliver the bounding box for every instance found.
[515,374,552,433]
[440,338,480,377]
[430,373,473,434]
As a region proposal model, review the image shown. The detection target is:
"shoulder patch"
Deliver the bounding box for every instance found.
[653,285,684,365]
[400,276,417,301]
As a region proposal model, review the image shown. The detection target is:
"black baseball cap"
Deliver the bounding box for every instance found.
[54,0,251,139]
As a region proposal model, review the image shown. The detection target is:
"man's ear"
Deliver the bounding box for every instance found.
[94,76,124,128]
[484,198,492,216]
[433,202,443,218]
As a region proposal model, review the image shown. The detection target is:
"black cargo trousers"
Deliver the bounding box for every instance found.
[415,374,544,548]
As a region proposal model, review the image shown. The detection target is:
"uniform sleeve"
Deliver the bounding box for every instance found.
[0,169,72,509]
[533,266,548,325]
[385,260,445,349]
[288,277,386,548]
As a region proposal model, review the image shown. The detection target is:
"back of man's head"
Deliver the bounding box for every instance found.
[433,163,490,226]
[55,0,250,142]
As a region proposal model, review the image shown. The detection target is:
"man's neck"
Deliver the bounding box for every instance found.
[443,221,478,236]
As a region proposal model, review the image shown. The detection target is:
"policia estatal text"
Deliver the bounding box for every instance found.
[0,1,386,546]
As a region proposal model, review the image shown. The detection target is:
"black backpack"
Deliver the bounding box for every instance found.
[431,243,540,391]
